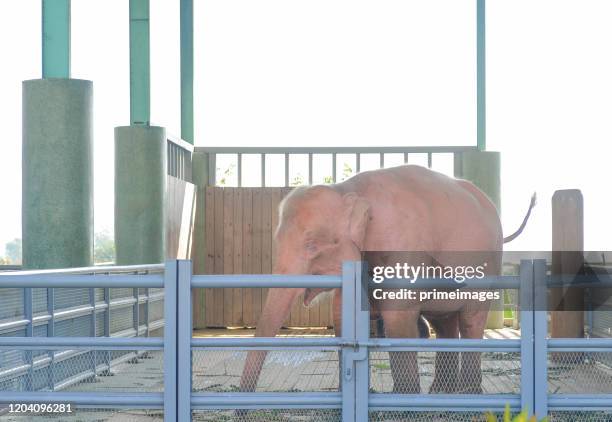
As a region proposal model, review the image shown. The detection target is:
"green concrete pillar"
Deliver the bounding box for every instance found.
[455,150,504,329]
[22,79,93,270]
[115,126,166,265]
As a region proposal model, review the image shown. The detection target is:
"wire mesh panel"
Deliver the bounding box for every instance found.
[192,409,341,421]
[369,411,504,422]
[192,350,340,393]
[369,351,521,395]
[0,348,163,393]
[548,352,612,394]
[0,408,164,422]
[548,411,612,422]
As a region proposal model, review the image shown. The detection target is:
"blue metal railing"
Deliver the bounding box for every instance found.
[0,264,164,410]
[0,260,611,421]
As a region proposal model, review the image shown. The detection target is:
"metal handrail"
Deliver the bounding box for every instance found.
[195,145,475,154]
[167,134,194,153]
[194,145,476,186]
[0,263,164,276]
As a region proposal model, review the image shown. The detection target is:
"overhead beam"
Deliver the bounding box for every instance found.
[129,0,151,125]
[477,0,486,151]
[42,0,71,78]
[180,0,194,144]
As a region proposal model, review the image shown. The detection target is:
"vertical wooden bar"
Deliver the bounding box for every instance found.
[242,189,254,326]
[379,153,384,168]
[233,188,244,325]
[223,188,235,326]
[204,186,215,326]
[261,189,273,318]
[252,189,263,321]
[270,189,282,268]
[551,189,584,339]
[355,153,361,173]
[403,152,408,164]
[213,187,225,326]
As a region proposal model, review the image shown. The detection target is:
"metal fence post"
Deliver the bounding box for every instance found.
[133,287,140,338]
[354,262,370,421]
[533,259,548,418]
[341,261,356,422]
[164,261,178,421]
[177,260,193,421]
[24,287,33,391]
[519,260,534,413]
[47,287,55,390]
[103,285,112,374]
[145,287,150,338]
[90,287,97,377]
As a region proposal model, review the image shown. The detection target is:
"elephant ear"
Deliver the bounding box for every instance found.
[343,193,370,250]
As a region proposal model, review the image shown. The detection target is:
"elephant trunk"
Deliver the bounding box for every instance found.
[239,286,305,392]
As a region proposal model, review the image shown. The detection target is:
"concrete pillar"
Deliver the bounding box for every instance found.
[455,150,504,329]
[22,79,93,270]
[115,126,166,265]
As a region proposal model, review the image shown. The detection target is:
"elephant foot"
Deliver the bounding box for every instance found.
[455,384,483,394]
[429,378,458,394]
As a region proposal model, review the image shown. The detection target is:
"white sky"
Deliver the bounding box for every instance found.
[1,0,611,255]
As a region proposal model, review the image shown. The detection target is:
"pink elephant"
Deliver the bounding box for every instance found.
[239,165,534,394]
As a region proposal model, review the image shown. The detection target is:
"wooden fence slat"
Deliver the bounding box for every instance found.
[261,189,273,320]
[242,189,254,326]
[252,189,263,322]
[213,187,225,327]
[233,188,244,326]
[204,186,216,327]
[223,188,235,326]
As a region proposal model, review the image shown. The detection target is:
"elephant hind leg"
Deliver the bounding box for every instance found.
[428,313,460,394]
[457,309,489,394]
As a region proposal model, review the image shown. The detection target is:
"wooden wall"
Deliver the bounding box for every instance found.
[192,186,334,328]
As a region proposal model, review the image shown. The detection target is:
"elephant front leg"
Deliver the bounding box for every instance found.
[428,314,460,394]
[382,309,421,394]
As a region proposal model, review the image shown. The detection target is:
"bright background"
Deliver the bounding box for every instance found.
[1,0,611,262]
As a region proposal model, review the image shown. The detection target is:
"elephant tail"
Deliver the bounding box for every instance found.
[503,193,537,243]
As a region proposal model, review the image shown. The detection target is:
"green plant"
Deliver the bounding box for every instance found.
[486,405,548,422]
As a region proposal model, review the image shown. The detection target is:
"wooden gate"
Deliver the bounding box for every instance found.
[192,186,334,328]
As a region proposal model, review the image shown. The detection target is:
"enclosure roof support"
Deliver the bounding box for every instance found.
[477,0,486,151]
[129,0,151,125]
[180,0,194,144]
[42,0,70,78]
